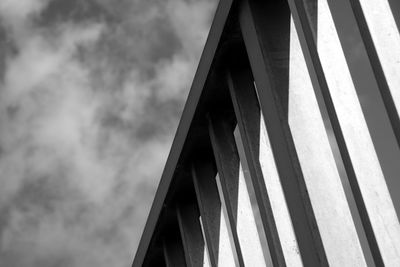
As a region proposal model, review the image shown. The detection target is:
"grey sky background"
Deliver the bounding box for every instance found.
[0,0,217,266]
[0,0,399,266]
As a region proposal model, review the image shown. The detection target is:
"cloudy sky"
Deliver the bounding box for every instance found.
[0,0,216,266]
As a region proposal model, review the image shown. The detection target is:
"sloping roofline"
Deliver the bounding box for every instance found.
[132,0,234,265]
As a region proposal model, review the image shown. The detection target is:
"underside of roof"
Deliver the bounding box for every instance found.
[132,0,400,266]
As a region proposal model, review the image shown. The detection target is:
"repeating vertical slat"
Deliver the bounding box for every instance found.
[208,115,269,266]
[233,127,274,266]
[227,68,297,266]
[227,63,319,266]
[207,115,245,266]
[136,0,400,265]
[199,218,212,267]
[176,203,206,267]
[314,2,400,264]
[287,0,400,265]
[348,0,400,145]
[237,0,327,265]
[192,161,237,266]
[255,110,303,267]
[288,17,366,266]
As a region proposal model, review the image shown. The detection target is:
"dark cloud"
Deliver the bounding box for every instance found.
[38,0,109,24]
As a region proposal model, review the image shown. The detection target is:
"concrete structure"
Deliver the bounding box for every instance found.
[133,0,400,266]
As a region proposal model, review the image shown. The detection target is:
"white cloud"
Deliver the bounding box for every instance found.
[153,54,195,101]
[166,0,216,55]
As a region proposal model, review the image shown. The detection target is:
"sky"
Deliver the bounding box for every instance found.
[0,0,217,266]
[0,0,399,266]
